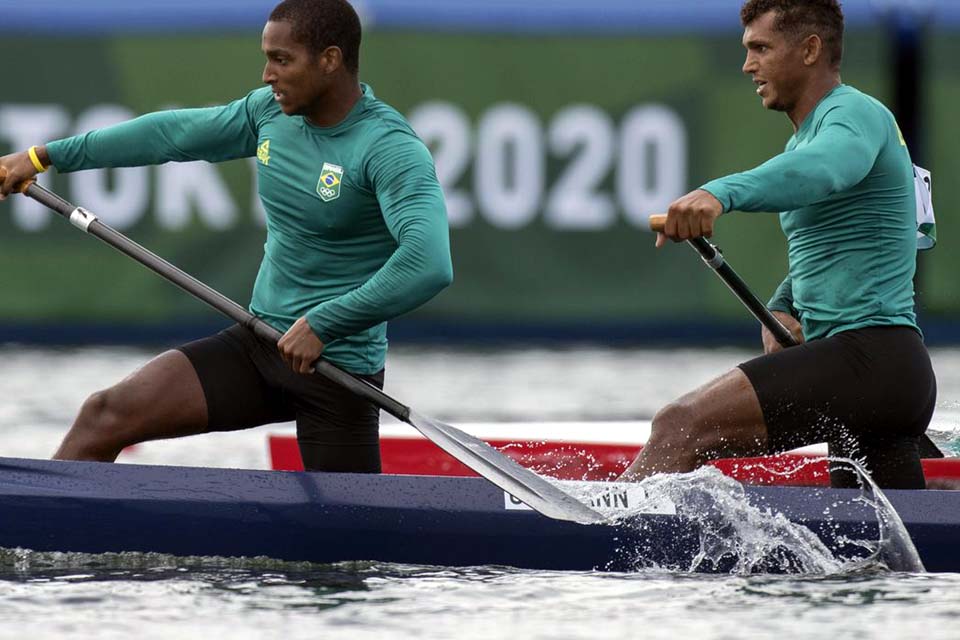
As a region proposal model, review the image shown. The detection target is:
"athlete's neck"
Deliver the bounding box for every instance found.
[788,73,842,131]
[305,80,363,128]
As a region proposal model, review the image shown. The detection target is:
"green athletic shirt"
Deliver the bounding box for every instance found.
[47,84,453,374]
[701,84,918,341]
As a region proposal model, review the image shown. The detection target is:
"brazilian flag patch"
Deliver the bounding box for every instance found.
[317,162,344,202]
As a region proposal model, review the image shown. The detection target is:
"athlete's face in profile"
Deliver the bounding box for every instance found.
[261,20,334,118]
[741,11,807,113]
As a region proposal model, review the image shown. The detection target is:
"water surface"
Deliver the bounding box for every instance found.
[0,344,956,639]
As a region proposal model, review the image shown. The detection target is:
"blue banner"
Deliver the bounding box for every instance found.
[0,0,955,34]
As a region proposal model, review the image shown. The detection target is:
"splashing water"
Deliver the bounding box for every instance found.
[615,468,843,574]
[557,461,924,575]
[829,457,925,573]
[928,401,960,455]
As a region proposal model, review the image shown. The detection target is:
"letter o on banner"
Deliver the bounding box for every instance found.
[475,104,544,230]
[618,105,687,228]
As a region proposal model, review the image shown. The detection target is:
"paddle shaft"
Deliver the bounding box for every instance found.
[22,181,607,524]
[649,214,797,347]
[23,182,411,421]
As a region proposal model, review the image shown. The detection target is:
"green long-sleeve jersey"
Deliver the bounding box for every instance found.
[701,84,918,341]
[47,85,453,374]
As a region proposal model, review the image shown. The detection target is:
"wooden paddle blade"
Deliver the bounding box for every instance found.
[406,410,606,524]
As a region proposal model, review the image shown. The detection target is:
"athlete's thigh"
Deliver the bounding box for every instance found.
[837,327,936,440]
[178,325,292,431]
[670,367,769,457]
[104,349,209,441]
[740,327,934,456]
[737,337,854,453]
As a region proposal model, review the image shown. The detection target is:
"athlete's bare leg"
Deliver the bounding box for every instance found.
[54,350,208,462]
[619,368,768,481]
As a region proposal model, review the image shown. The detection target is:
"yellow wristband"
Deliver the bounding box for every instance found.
[28,146,47,173]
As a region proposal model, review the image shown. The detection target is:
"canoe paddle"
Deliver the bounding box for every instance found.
[17,180,605,525]
[649,214,944,459]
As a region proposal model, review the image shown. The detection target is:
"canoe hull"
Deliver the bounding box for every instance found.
[0,457,956,573]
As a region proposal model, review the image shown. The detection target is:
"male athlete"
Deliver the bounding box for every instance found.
[0,0,453,472]
[620,0,936,488]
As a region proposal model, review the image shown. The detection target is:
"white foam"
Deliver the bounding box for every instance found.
[553,466,917,575]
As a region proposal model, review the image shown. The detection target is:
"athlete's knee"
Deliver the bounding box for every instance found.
[652,401,691,436]
[74,388,136,444]
[649,401,701,462]
[650,400,732,465]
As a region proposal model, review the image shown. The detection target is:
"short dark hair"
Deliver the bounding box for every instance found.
[740,0,844,67]
[269,0,362,74]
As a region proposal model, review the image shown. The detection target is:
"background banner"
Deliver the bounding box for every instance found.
[0,1,955,342]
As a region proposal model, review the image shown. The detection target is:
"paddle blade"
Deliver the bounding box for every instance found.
[406,410,606,525]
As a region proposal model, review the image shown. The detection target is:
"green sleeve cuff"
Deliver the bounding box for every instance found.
[306,312,336,346]
[699,182,732,213]
[768,277,797,317]
[45,140,67,171]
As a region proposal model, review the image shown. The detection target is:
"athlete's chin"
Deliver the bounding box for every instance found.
[274,96,302,115]
[761,96,788,112]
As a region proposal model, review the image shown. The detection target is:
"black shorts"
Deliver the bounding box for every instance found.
[178,324,384,473]
[738,326,936,489]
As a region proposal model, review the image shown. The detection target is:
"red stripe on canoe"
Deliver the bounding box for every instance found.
[268,434,959,486]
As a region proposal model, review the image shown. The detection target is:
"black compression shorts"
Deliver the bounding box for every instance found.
[178,324,384,473]
[738,326,936,489]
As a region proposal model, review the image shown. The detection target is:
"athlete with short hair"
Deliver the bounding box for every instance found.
[0,0,453,472]
[620,0,937,489]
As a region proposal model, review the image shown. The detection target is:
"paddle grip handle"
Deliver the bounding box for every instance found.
[649,214,667,232]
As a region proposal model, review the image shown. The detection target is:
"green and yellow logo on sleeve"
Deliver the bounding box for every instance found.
[257,140,271,166]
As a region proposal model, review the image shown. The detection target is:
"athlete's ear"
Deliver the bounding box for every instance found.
[802,34,823,66]
[316,46,344,74]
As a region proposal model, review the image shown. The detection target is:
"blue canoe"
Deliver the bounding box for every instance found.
[0,457,955,573]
